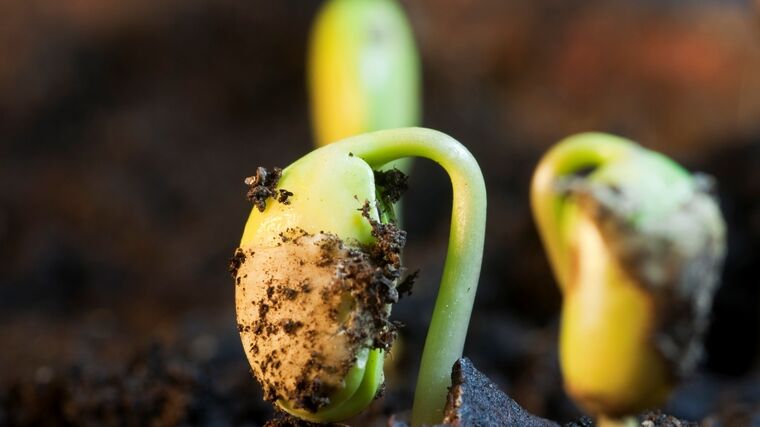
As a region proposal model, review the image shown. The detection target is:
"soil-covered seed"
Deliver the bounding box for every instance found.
[245,167,292,212]
[234,221,407,412]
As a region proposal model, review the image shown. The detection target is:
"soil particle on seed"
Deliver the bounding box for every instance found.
[244,166,293,212]
[282,319,304,334]
[278,189,294,204]
[374,168,409,204]
[359,201,406,267]
[234,223,407,412]
[228,248,246,278]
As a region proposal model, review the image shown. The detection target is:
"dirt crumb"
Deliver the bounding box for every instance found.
[278,189,294,204]
[396,270,419,297]
[282,320,304,334]
[229,248,246,278]
[245,167,293,212]
[374,168,408,204]
[359,201,406,267]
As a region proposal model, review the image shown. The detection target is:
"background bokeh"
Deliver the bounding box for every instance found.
[1,0,759,425]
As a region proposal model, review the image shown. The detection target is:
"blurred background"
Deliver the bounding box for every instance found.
[1,0,759,425]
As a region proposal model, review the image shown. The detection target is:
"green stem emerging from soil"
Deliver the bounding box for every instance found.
[337,127,486,426]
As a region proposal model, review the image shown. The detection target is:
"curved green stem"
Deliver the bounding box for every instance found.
[530,133,635,291]
[333,127,486,426]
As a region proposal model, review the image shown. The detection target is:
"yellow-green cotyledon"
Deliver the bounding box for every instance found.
[308,0,420,148]
[231,128,486,425]
[531,133,726,425]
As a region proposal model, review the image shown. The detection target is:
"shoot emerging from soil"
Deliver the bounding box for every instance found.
[231,128,486,425]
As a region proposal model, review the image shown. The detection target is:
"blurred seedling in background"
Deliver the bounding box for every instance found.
[531,133,727,426]
[308,0,420,174]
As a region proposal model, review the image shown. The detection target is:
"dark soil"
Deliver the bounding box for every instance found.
[374,168,409,205]
[0,343,273,426]
[442,358,558,427]
[245,167,290,212]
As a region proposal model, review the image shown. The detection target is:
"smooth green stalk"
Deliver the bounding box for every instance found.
[332,128,486,426]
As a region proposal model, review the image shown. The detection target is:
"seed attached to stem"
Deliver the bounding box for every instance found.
[231,128,486,425]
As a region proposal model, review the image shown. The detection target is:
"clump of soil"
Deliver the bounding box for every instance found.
[374,168,409,204]
[359,200,418,298]
[359,202,406,278]
[640,411,697,427]
[228,247,246,278]
[233,222,406,412]
[245,166,293,212]
[442,358,558,427]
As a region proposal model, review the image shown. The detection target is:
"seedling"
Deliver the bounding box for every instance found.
[231,128,486,425]
[308,0,420,147]
[531,133,726,426]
